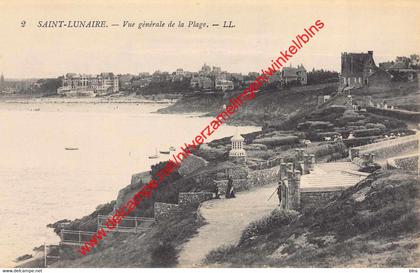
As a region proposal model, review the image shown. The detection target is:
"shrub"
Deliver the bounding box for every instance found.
[321,105,347,115]
[308,141,347,158]
[204,245,237,264]
[239,209,298,244]
[343,136,378,147]
[353,128,383,137]
[297,121,334,131]
[253,136,299,147]
[150,242,178,267]
[358,163,381,173]
[365,123,387,131]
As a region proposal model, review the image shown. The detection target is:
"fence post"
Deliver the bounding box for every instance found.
[135,218,138,233]
[78,231,81,244]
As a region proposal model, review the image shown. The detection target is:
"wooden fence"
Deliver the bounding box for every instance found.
[97,215,155,233]
[60,230,97,246]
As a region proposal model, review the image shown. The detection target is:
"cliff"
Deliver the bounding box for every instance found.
[158,83,339,127]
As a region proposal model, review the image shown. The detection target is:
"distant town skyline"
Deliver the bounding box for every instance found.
[0,0,419,78]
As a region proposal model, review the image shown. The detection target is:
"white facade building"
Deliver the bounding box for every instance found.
[215,79,234,91]
[58,73,119,96]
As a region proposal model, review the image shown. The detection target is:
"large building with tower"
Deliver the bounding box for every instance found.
[340,51,392,89]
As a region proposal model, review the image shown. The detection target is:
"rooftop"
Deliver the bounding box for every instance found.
[231,131,244,142]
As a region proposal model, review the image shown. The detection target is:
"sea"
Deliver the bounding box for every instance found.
[0,100,260,267]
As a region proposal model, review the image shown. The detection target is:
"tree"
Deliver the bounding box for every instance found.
[395,56,411,66]
[38,78,61,93]
[307,69,339,85]
[409,54,419,68]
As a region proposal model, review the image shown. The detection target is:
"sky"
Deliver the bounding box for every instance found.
[0,0,419,78]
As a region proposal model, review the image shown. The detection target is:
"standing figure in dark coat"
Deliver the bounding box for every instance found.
[214,182,220,199]
[277,182,282,206]
[225,177,236,198]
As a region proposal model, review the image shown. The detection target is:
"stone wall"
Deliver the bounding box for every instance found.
[350,136,418,163]
[154,202,179,221]
[214,178,249,195]
[178,192,214,207]
[154,191,215,221]
[248,165,280,187]
[229,167,249,180]
[248,157,283,170]
[387,155,419,171]
[366,140,417,160]
[300,190,342,209]
[367,106,420,122]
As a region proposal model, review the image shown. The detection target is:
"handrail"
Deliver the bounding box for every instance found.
[61,230,96,235]
[97,215,154,221]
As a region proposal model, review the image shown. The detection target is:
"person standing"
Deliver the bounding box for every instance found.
[277,182,282,206]
[214,182,220,199]
[226,177,236,198]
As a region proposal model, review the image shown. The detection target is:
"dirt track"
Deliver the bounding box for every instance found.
[177,183,278,267]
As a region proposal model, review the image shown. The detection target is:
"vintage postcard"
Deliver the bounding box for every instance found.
[0,0,419,270]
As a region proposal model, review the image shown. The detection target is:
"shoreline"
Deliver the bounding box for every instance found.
[8,101,261,267]
[0,97,174,104]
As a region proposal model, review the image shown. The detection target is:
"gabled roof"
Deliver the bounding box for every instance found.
[368,68,392,78]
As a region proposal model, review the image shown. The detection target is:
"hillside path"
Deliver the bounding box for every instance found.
[177,183,278,267]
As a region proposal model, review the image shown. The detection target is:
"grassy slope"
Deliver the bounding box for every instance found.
[47,166,214,267]
[351,82,419,111]
[158,83,338,126]
[54,205,204,267]
[204,169,420,267]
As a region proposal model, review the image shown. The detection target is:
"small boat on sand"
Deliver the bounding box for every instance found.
[160,150,170,154]
[65,147,79,151]
[148,148,159,159]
